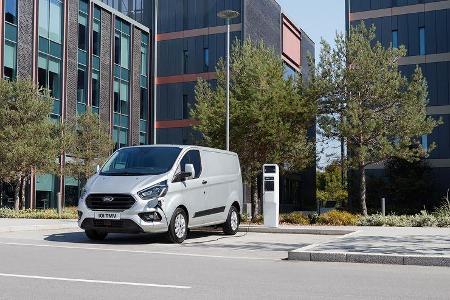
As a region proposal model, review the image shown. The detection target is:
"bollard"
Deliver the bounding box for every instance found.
[57,192,62,218]
[381,198,386,217]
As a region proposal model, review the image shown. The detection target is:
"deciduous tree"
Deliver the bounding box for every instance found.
[62,108,114,185]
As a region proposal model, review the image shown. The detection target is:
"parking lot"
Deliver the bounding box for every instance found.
[0,228,449,299]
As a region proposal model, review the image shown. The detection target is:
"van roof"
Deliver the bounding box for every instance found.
[120,145,238,156]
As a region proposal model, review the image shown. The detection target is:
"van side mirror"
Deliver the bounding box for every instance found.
[185,164,195,179]
[96,165,100,174]
[173,171,192,183]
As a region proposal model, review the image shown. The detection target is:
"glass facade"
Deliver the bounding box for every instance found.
[36,0,64,208]
[113,18,131,150]
[101,0,145,23]
[38,0,63,120]
[3,0,17,80]
[140,32,149,145]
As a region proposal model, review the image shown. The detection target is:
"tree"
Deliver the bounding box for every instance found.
[316,161,348,208]
[312,23,440,215]
[0,79,60,210]
[62,108,114,185]
[192,39,316,218]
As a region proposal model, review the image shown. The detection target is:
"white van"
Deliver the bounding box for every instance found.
[77,145,243,243]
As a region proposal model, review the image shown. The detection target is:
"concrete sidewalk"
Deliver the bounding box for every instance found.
[239,224,355,235]
[289,227,450,267]
[0,218,78,233]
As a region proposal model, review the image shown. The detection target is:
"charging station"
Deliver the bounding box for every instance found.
[263,164,279,228]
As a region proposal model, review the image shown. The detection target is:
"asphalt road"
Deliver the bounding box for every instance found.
[0,229,449,299]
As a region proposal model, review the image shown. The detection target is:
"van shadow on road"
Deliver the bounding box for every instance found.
[43,230,307,252]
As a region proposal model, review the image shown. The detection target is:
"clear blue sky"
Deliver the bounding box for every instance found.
[277,0,345,60]
[276,0,346,167]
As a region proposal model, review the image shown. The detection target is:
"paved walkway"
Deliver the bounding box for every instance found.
[0,218,77,233]
[289,227,450,266]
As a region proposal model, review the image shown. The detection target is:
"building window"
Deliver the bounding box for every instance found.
[183,50,189,74]
[140,32,149,145]
[419,27,425,56]
[38,0,64,119]
[78,1,88,51]
[38,55,62,119]
[421,135,428,150]
[203,48,209,72]
[5,0,17,24]
[77,66,87,108]
[3,0,18,80]
[92,70,100,108]
[4,41,16,80]
[92,11,101,56]
[113,18,131,149]
[392,30,398,49]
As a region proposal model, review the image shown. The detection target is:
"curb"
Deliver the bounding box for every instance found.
[238,226,354,236]
[0,223,78,233]
[288,250,450,267]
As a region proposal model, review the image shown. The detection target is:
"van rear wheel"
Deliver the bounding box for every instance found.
[168,208,188,243]
[85,229,108,241]
[223,206,240,235]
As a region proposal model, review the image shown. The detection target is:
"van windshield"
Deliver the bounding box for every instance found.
[100,147,182,176]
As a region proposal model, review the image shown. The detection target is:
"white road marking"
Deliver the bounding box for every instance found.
[0,241,276,261]
[0,272,191,289]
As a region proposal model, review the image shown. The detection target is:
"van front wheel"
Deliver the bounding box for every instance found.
[168,208,188,243]
[223,206,240,235]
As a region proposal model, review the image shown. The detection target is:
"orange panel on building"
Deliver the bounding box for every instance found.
[282,15,301,71]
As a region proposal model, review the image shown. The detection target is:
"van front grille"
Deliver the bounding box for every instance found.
[85,194,136,211]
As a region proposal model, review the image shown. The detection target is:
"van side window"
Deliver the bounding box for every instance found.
[179,150,202,179]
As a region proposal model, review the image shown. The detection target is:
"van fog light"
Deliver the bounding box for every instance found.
[139,212,162,222]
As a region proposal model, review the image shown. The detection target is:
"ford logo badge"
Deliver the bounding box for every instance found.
[103,196,114,202]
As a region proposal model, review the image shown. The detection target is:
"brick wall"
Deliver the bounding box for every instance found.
[131,27,142,146]
[65,0,79,121]
[99,10,112,128]
[17,0,34,79]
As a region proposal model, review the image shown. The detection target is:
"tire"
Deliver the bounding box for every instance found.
[85,229,108,241]
[168,208,188,243]
[223,206,240,235]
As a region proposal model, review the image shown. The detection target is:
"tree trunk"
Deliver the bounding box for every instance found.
[14,181,20,211]
[20,177,26,210]
[359,164,368,216]
[251,176,259,220]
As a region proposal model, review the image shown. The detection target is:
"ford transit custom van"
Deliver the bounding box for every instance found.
[77,145,243,243]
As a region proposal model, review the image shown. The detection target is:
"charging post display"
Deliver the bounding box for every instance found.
[263,164,279,228]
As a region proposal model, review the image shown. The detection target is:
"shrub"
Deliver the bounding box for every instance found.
[317,210,360,226]
[410,211,437,227]
[280,212,309,225]
[252,214,264,224]
[0,207,78,219]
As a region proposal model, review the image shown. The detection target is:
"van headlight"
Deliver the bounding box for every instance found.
[138,181,168,201]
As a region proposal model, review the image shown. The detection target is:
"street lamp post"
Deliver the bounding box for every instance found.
[217,10,240,151]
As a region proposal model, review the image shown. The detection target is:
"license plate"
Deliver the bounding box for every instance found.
[94,212,120,220]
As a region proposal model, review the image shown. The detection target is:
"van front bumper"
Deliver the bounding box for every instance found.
[78,202,169,234]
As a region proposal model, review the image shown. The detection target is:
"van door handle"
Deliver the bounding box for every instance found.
[202,180,208,185]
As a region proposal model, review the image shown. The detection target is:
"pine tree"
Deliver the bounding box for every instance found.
[312,23,440,215]
[192,39,316,218]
